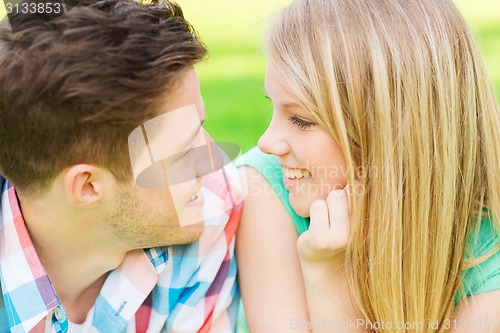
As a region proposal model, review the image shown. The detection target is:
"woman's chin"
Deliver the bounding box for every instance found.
[288,194,313,218]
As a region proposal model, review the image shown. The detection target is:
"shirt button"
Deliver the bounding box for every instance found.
[54,306,64,321]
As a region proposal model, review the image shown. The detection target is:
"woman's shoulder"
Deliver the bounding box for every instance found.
[457,215,500,304]
[235,147,285,195]
[236,147,281,173]
[466,215,500,259]
[235,147,310,235]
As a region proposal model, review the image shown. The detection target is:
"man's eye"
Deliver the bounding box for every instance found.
[163,147,193,166]
[288,116,315,131]
[178,147,194,161]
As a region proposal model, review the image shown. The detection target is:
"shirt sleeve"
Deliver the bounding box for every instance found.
[162,162,242,332]
[206,212,241,332]
[197,165,242,332]
[456,216,500,304]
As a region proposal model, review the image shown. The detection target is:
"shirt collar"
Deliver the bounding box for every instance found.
[0,177,62,332]
[0,177,165,333]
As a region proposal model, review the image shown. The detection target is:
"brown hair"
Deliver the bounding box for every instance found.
[0,0,207,196]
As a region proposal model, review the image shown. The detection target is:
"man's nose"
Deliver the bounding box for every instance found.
[258,115,289,156]
[194,130,239,178]
[195,130,221,177]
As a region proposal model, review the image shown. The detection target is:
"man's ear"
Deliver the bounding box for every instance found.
[63,164,112,207]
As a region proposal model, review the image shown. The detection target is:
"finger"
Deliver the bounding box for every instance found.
[309,199,331,234]
[326,189,349,223]
[344,180,363,206]
[326,189,351,245]
[344,184,351,209]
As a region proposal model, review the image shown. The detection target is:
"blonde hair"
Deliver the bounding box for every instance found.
[265,0,500,331]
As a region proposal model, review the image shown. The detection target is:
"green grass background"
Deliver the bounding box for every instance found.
[1,0,499,153]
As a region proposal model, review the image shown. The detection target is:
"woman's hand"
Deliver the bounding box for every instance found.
[296,186,363,333]
[297,186,352,265]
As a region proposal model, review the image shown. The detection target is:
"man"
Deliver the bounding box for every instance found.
[0,0,242,332]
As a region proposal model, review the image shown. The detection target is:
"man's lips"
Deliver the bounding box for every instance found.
[187,185,203,204]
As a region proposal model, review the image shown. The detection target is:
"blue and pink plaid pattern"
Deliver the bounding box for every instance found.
[0,164,242,333]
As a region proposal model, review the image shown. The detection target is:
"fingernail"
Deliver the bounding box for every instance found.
[311,199,325,208]
[329,189,344,197]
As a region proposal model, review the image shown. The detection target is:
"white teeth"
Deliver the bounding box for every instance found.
[284,167,311,179]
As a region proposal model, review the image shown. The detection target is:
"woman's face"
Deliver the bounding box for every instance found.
[258,65,348,217]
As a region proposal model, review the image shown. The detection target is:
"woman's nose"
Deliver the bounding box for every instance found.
[258,115,289,156]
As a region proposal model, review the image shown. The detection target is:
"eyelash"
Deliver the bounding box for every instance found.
[288,116,315,131]
[177,147,194,163]
[184,147,194,157]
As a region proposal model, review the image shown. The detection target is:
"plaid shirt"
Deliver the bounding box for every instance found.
[0,165,242,333]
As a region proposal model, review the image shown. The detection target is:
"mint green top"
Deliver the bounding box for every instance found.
[236,147,500,310]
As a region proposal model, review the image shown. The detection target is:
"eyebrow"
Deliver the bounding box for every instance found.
[266,97,303,110]
[280,102,302,109]
[264,92,302,110]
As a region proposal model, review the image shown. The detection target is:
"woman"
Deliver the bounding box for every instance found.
[236,0,500,332]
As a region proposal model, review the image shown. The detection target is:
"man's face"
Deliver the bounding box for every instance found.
[107,68,213,248]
